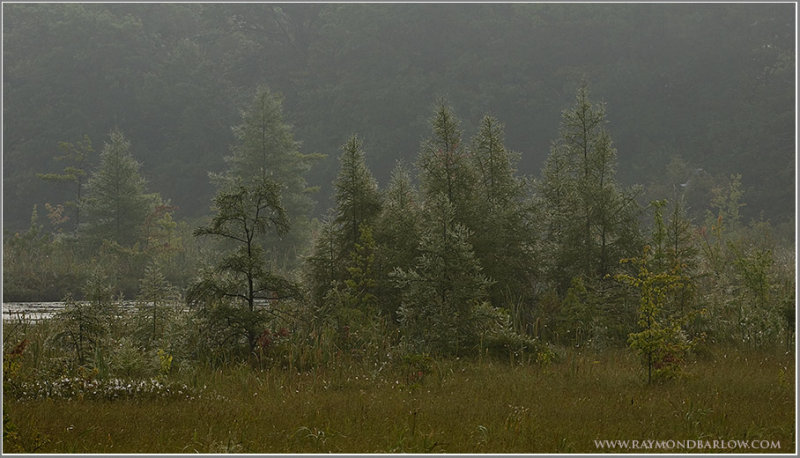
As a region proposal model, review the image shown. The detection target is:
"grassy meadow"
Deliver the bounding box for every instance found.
[5,346,795,454]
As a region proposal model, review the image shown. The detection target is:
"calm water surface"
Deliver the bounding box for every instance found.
[2,301,145,321]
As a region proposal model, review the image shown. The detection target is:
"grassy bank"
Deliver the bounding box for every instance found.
[4,346,795,453]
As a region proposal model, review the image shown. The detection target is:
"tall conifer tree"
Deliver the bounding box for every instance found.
[469,115,537,307]
[333,134,382,254]
[393,195,491,355]
[417,101,476,227]
[374,162,422,318]
[538,85,640,290]
[215,86,319,269]
[81,130,156,247]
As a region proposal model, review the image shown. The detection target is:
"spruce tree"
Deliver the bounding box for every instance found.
[417,100,476,227]
[393,195,491,355]
[187,177,299,354]
[538,84,641,289]
[215,86,319,269]
[137,260,174,342]
[306,135,382,308]
[537,140,582,292]
[469,115,537,307]
[306,211,343,307]
[665,195,699,315]
[374,163,422,319]
[333,134,382,254]
[37,135,93,234]
[81,130,156,247]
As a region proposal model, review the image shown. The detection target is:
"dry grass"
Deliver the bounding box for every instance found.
[5,346,795,453]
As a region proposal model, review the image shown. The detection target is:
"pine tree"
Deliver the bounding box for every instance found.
[666,195,697,272]
[306,211,343,307]
[538,84,641,290]
[471,116,521,207]
[393,195,491,355]
[37,135,93,234]
[469,115,537,307]
[374,163,422,319]
[81,130,157,247]
[342,225,378,312]
[187,177,299,353]
[306,136,382,309]
[139,262,172,341]
[665,195,699,315]
[322,224,384,353]
[537,141,583,292]
[706,173,746,234]
[417,100,476,226]
[333,134,382,254]
[215,86,320,269]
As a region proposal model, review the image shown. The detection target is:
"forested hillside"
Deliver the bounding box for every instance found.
[4,3,794,230]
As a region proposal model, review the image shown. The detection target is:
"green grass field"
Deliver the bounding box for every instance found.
[4,346,795,453]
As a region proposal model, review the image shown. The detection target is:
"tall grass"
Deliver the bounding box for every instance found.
[5,346,794,453]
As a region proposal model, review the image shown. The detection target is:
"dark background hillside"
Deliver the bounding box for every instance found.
[3,3,794,230]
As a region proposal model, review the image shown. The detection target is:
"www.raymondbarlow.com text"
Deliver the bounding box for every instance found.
[594,439,782,451]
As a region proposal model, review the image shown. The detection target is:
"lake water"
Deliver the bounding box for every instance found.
[3,301,143,321]
[3,302,67,321]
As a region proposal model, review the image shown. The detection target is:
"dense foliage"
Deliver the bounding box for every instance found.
[3,83,794,380]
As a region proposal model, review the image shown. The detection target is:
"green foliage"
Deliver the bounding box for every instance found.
[724,241,787,348]
[136,261,178,345]
[468,116,538,308]
[707,174,745,233]
[214,86,321,269]
[188,177,299,355]
[1,20,795,424]
[373,163,422,319]
[393,196,492,356]
[314,225,384,356]
[51,294,107,368]
[81,129,159,247]
[343,225,379,312]
[333,135,382,253]
[664,196,699,315]
[556,277,595,346]
[473,302,543,364]
[157,349,173,377]
[549,275,635,349]
[616,246,693,383]
[400,353,434,385]
[306,135,382,308]
[538,84,641,291]
[305,213,343,307]
[417,101,477,225]
[106,337,158,379]
[695,180,791,349]
[2,207,87,301]
[36,135,94,234]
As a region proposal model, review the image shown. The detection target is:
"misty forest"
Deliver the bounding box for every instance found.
[2,3,795,454]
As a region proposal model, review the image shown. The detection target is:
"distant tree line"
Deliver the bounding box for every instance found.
[4,85,793,382]
[4,3,794,232]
